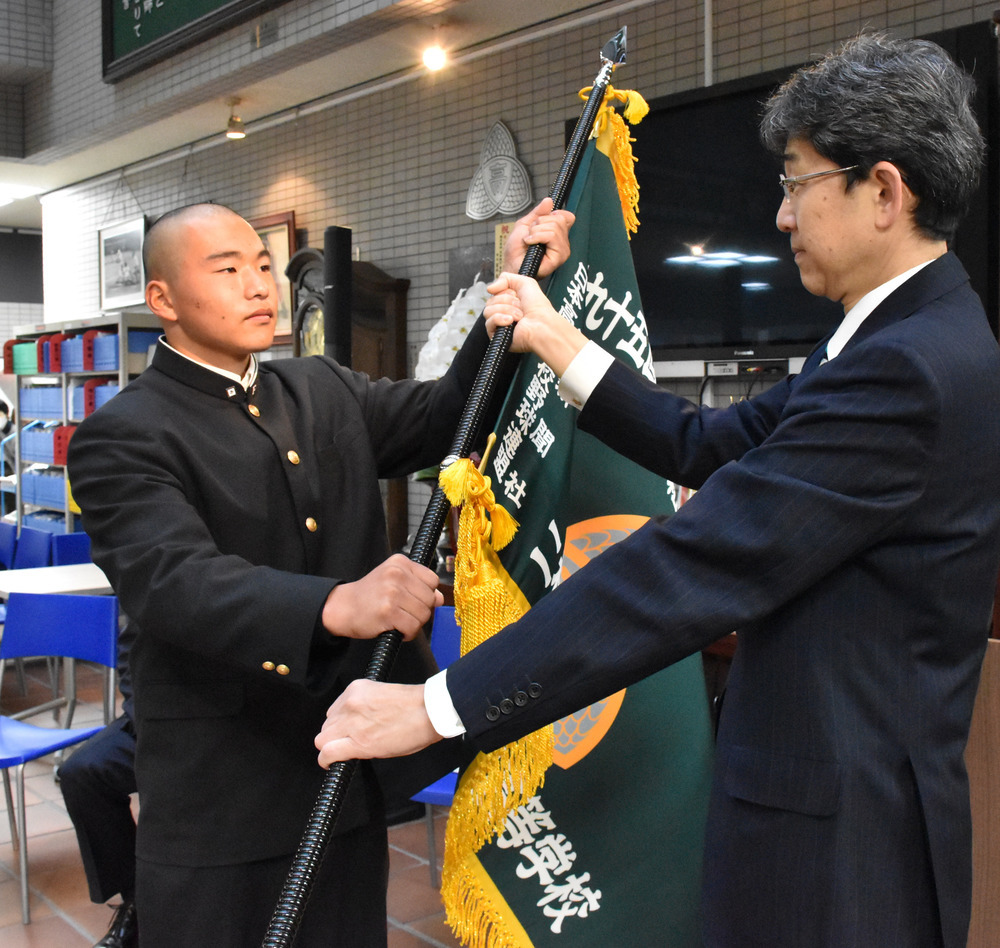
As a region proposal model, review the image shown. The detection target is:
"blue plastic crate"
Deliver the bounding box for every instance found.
[20,387,62,420]
[93,331,159,372]
[22,510,71,533]
[129,330,159,353]
[94,384,120,409]
[61,336,84,372]
[19,473,34,505]
[21,471,65,509]
[92,333,119,370]
[20,427,55,464]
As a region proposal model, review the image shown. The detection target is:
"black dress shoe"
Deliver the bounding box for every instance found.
[94,900,138,948]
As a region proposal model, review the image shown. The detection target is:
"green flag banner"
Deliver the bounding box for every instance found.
[447,129,714,946]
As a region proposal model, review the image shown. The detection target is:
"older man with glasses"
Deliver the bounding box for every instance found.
[316,31,1000,948]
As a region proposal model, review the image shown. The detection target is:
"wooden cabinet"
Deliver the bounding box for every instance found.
[350,262,410,552]
[288,251,411,551]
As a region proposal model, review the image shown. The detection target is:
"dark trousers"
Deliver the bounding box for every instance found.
[57,714,137,904]
[135,813,389,947]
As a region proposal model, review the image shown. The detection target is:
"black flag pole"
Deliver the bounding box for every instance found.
[261,26,627,948]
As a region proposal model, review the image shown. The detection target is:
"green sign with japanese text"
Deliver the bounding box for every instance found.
[103,0,291,81]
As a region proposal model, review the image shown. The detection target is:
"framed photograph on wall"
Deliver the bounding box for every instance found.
[250,211,297,342]
[99,217,147,310]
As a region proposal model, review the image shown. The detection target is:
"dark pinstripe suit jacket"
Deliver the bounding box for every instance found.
[446,252,1000,947]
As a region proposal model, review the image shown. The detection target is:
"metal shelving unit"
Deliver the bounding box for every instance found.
[8,312,159,533]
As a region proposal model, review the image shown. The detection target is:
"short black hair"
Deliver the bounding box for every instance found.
[760,31,985,241]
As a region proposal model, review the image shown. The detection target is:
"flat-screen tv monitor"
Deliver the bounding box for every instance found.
[619,20,998,374]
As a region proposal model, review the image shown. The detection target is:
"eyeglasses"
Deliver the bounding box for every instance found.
[779,165,860,200]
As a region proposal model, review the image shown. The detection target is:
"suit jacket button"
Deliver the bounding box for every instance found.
[262,661,275,671]
[287,450,301,465]
[305,517,318,532]
[248,404,260,417]
[276,664,290,676]
[499,698,514,715]
[514,691,528,706]
[527,683,542,698]
[485,705,501,722]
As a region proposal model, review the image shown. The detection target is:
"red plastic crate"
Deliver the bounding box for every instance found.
[52,425,76,465]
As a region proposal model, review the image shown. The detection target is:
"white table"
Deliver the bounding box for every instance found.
[0,562,112,598]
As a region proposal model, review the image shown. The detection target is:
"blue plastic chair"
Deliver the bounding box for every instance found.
[0,592,119,923]
[4,526,56,695]
[11,526,51,570]
[50,531,91,565]
[0,522,20,687]
[411,605,461,886]
[0,520,16,569]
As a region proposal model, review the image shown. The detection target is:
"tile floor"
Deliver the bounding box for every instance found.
[0,659,462,947]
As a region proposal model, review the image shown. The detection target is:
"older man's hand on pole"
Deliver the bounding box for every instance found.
[315,680,441,768]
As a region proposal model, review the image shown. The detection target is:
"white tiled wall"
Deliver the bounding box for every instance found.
[0,301,43,344]
[34,0,998,535]
[0,0,52,78]
[0,300,45,404]
[0,81,23,157]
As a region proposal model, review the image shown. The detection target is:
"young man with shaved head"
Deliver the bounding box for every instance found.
[67,199,572,947]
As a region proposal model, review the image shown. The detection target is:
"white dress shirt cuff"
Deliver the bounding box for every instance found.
[557,341,615,410]
[424,668,466,738]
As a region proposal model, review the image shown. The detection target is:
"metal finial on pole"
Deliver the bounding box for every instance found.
[261,27,627,948]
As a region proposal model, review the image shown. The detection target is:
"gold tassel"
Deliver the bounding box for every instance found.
[439,457,474,507]
[489,504,518,552]
[579,83,649,237]
[438,455,553,946]
[622,88,650,124]
[439,458,519,554]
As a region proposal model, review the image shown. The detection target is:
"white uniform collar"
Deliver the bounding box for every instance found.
[159,337,259,390]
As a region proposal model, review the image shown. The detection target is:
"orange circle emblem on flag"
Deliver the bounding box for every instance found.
[552,514,649,770]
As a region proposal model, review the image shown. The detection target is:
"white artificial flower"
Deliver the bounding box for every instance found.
[414,280,490,381]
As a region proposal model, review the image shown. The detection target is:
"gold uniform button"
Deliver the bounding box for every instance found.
[276,664,290,676]
[287,450,300,465]
[262,661,275,671]
[305,517,318,532]
[248,404,260,417]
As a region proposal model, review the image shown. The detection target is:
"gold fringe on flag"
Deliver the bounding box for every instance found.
[578,83,649,237]
[438,455,555,947]
[437,81,649,943]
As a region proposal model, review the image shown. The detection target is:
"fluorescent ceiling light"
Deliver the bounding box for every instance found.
[0,184,42,207]
[665,250,779,268]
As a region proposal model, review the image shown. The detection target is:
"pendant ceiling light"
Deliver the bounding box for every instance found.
[226,97,246,140]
